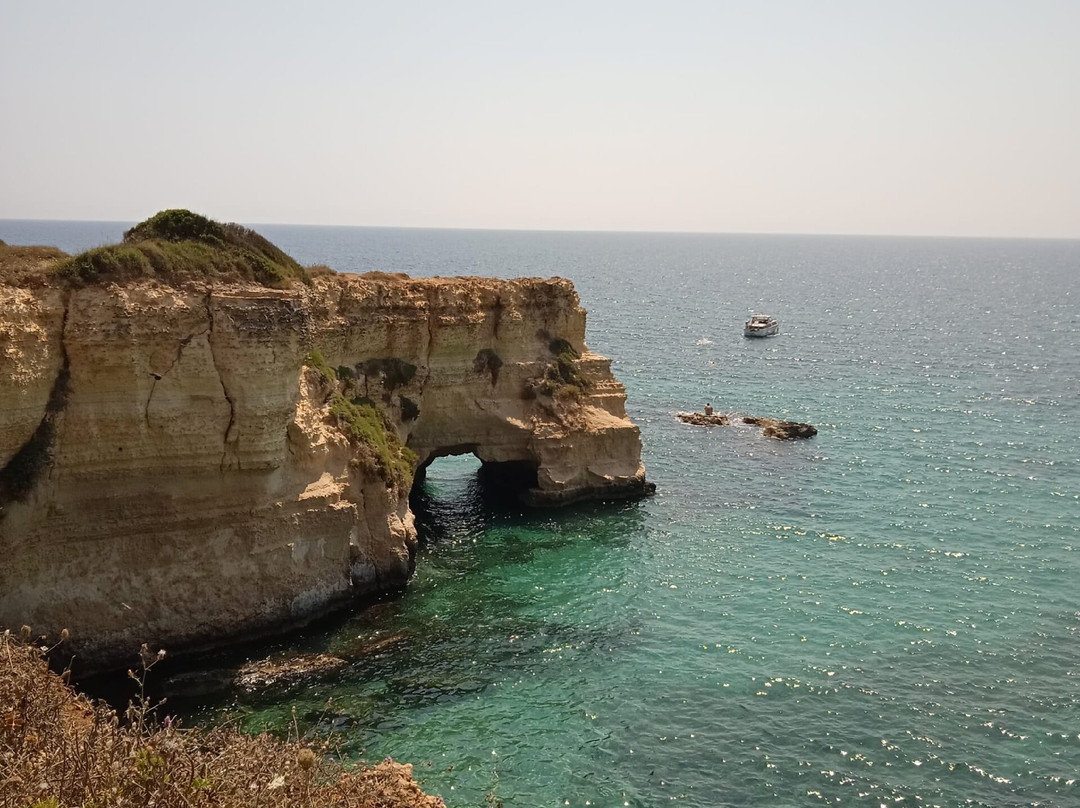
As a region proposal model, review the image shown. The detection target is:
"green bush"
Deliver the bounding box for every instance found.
[123,209,226,244]
[53,244,152,284]
[52,209,308,288]
[534,337,589,401]
[304,349,336,382]
[329,394,416,488]
[548,337,579,359]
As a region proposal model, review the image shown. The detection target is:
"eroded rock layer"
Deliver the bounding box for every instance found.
[0,273,649,669]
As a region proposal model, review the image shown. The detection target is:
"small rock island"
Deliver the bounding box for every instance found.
[678,411,817,439]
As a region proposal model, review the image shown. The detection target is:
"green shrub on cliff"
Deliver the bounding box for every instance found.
[329,393,417,488]
[304,349,337,383]
[534,337,589,401]
[547,337,578,359]
[123,209,228,243]
[52,209,309,288]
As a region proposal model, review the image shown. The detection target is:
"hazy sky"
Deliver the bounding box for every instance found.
[2,1,1078,237]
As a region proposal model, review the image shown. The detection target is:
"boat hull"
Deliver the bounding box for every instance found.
[743,323,779,337]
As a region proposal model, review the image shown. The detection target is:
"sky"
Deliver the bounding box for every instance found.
[2,1,1078,238]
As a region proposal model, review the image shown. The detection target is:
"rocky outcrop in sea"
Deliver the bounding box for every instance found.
[0,218,652,671]
[678,411,817,439]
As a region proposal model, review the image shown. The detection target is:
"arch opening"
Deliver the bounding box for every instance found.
[410,443,539,505]
[409,448,540,540]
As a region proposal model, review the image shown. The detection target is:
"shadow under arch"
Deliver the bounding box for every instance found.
[411,443,541,507]
[408,445,546,549]
[409,445,650,557]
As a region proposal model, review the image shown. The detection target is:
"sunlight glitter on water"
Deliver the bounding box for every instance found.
[16,220,1077,807]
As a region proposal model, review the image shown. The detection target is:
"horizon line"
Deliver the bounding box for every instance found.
[1,215,1078,243]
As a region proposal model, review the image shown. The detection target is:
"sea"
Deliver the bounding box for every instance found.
[3,220,1079,807]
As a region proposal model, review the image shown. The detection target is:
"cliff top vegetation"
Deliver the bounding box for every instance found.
[59,209,310,288]
[0,627,445,807]
[0,242,69,284]
[1,210,318,289]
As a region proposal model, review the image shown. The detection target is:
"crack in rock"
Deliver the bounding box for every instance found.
[204,290,238,471]
[144,328,209,432]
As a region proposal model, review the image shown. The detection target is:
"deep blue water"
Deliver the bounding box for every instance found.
[3,220,1079,807]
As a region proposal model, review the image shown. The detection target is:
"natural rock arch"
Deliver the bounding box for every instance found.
[0,271,650,670]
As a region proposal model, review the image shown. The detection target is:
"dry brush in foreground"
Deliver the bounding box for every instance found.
[0,629,445,808]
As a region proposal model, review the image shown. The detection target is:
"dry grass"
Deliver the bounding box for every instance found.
[356,271,409,282]
[0,629,445,808]
[0,244,68,286]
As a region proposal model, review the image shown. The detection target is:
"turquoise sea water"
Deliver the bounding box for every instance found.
[3,221,1079,806]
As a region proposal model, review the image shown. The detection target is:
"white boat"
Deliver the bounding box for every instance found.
[744,313,779,337]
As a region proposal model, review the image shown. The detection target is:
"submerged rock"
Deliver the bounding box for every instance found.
[741,416,818,440]
[235,652,349,693]
[161,633,410,699]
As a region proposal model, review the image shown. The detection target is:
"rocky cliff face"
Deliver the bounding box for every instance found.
[0,272,650,670]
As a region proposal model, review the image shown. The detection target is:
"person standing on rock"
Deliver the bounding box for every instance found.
[704,403,713,416]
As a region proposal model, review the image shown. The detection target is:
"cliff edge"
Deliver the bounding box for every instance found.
[0,215,651,670]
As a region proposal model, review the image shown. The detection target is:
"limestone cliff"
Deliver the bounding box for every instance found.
[0,266,650,670]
